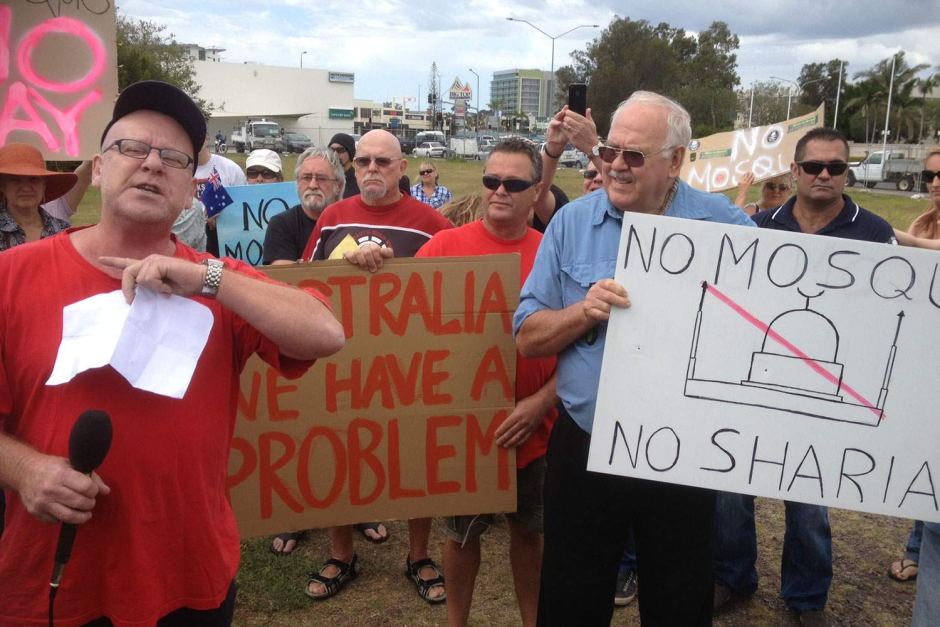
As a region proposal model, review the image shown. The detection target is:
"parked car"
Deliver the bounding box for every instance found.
[560,143,589,168]
[476,143,495,161]
[413,142,447,158]
[398,136,417,155]
[282,132,313,153]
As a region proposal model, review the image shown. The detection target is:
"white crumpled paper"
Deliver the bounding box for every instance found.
[47,288,214,399]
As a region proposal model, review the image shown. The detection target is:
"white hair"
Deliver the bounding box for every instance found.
[610,91,692,152]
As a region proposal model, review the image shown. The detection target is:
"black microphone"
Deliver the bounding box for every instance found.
[50,410,112,588]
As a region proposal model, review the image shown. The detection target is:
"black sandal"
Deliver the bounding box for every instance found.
[404,556,446,604]
[305,554,360,600]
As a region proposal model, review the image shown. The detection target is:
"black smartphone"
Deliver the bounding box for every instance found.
[568,83,587,116]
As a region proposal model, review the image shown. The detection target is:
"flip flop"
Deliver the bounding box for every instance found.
[271,530,306,555]
[887,558,918,582]
[353,522,389,544]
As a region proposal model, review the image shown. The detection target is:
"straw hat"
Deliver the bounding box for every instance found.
[0,143,78,203]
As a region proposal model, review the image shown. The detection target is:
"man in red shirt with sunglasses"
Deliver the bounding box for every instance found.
[301,129,452,604]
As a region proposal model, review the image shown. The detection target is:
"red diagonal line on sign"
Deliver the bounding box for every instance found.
[704,283,881,418]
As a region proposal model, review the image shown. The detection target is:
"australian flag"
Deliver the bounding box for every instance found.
[201,169,233,218]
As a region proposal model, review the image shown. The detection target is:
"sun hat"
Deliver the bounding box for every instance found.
[0,143,78,203]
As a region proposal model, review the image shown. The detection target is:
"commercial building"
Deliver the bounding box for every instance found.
[490,69,553,118]
[192,58,356,147]
[352,99,440,138]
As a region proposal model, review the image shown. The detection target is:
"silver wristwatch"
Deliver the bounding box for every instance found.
[201,258,224,298]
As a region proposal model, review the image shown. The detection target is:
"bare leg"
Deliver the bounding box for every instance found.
[443,536,481,627]
[306,525,355,597]
[508,520,543,627]
[408,517,445,601]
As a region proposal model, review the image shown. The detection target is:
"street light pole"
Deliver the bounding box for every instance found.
[300,51,308,68]
[771,75,827,121]
[468,68,480,132]
[506,18,598,114]
[771,76,797,120]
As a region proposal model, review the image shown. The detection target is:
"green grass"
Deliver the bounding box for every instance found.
[73,157,926,231]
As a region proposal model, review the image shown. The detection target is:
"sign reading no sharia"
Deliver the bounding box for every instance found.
[228,257,520,538]
[589,213,940,523]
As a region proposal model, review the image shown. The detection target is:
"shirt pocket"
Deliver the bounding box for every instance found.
[560,259,615,308]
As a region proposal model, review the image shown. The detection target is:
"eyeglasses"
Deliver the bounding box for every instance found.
[797,161,849,176]
[582,169,598,179]
[481,174,536,193]
[922,170,940,183]
[246,168,279,180]
[419,169,434,175]
[764,183,790,192]
[298,173,337,185]
[595,144,673,168]
[106,139,193,169]
[330,145,347,154]
[353,156,395,168]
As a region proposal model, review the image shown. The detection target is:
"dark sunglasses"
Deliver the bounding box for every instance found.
[582,169,598,179]
[419,169,434,175]
[482,174,536,193]
[353,156,395,168]
[595,144,673,168]
[922,170,940,183]
[330,145,347,153]
[797,161,848,176]
[764,183,790,192]
[246,168,278,180]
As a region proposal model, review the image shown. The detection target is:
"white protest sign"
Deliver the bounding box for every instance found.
[588,212,940,523]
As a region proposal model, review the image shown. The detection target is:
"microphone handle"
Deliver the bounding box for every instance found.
[53,523,78,570]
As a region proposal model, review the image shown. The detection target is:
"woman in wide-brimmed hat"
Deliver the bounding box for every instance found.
[0,142,77,251]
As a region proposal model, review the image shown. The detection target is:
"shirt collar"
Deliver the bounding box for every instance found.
[769,194,859,232]
[591,190,624,226]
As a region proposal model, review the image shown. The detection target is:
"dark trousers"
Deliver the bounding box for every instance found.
[537,410,716,627]
[82,580,237,627]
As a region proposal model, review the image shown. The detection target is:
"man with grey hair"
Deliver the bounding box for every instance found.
[514,90,753,626]
[262,146,345,266]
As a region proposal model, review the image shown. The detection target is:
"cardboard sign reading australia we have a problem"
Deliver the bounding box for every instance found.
[589,213,940,523]
[227,256,520,539]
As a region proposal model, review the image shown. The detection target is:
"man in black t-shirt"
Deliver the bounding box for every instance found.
[262,147,345,265]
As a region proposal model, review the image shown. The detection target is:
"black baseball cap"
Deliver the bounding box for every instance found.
[100,81,206,171]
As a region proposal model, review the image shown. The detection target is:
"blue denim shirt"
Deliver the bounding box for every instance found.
[513,180,754,433]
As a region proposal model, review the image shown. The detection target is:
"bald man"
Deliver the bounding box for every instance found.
[301,130,452,603]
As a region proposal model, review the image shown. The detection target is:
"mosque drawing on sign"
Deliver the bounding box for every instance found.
[683,281,904,427]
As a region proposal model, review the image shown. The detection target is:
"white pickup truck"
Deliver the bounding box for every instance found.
[847,150,923,191]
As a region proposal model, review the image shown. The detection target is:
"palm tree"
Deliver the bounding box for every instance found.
[854,52,929,142]
[844,79,884,145]
[917,73,940,141]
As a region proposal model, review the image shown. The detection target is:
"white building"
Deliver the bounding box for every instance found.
[192,61,356,147]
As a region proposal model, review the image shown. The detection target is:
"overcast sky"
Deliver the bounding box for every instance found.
[119,0,939,110]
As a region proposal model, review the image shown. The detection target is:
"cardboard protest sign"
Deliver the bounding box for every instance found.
[0,1,119,159]
[681,105,823,193]
[588,213,940,523]
[228,256,520,538]
[216,182,299,266]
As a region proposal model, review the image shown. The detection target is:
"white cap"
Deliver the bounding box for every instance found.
[246,149,282,173]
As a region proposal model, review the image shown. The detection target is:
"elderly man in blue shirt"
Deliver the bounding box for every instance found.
[514,90,753,627]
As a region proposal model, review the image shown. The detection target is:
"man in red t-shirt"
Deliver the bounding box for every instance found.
[416,137,558,627]
[0,81,345,627]
[301,129,453,604]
